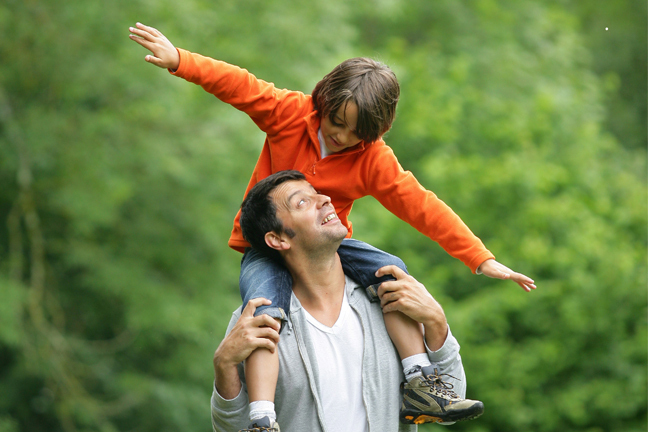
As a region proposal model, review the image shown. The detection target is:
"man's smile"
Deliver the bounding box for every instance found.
[321,212,338,225]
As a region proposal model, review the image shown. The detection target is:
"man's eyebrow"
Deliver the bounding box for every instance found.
[286,190,303,203]
[286,185,318,203]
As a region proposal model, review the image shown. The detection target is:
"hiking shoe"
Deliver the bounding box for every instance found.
[239,417,280,432]
[400,366,484,424]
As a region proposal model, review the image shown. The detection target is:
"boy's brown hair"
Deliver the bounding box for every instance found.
[312,57,400,143]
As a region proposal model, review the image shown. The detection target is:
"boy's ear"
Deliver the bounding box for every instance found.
[265,231,291,252]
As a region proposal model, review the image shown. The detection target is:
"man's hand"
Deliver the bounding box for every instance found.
[128,22,180,70]
[375,265,448,351]
[477,259,536,292]
[213,298,280,399]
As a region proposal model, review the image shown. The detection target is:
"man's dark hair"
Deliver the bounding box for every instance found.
[240,170,306,262]
[312,57,400,143]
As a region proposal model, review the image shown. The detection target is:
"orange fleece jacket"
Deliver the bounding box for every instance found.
[172,49,495,273]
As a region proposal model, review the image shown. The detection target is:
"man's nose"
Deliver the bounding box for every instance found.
[317,194,332,207]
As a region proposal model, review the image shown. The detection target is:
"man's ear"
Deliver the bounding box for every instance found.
[265,231,291,251]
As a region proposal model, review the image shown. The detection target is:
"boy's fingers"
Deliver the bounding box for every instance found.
[131,28,159,44]
[129,34,152,50]
[136,22,157,34]
[145,55,163,67]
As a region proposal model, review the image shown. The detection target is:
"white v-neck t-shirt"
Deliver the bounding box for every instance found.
[302,280,368,432]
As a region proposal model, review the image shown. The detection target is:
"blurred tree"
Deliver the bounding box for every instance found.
[0,0,354,431]
[348,1,646,431]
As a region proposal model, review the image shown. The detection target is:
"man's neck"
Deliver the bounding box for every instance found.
[284,249,346,327]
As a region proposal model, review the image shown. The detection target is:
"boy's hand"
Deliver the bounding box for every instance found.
[478,259,536,292]
[128,22,180,70]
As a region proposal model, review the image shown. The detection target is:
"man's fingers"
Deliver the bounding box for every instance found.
[241,298,272,317]
[256,326,280,344]
[382,301,399,314]
[375,265,408,280]
[252,313,281,333]
[376,280,398,298]
[255,337,278,354]
[379,291,395,308]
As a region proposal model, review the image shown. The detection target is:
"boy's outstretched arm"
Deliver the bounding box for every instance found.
[128,22,180,70]
[477,259,537,292]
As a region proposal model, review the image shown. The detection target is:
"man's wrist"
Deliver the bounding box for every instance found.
[421,299,448,351]
[423,320,448,351]
[213,354,242,400]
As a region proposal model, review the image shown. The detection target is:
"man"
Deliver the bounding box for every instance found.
[212,170,482,431]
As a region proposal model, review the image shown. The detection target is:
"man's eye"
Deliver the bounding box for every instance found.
[298,199,306,206]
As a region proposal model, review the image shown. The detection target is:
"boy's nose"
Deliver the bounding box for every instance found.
[339,131,351,144]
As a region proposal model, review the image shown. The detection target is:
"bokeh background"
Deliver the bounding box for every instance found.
[0,1,646,431]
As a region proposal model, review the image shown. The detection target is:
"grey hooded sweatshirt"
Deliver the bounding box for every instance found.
[211,277,468,432]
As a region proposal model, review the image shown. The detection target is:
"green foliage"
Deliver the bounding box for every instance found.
[0,0,645,431]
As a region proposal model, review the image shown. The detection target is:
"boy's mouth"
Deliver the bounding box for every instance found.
[329,136,343,149]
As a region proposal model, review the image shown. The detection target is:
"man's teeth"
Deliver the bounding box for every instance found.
[322,214,336,224]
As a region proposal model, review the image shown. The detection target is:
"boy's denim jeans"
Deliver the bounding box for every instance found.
[239,238,408,332]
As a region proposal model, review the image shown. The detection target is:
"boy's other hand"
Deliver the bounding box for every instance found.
[128,22,180,70]
[478,259,537,292]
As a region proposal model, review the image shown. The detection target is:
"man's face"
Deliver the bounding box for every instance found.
[270,180,348,251]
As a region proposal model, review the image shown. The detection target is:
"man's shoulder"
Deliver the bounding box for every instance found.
[225,306,244,333]
[344,274,364,295]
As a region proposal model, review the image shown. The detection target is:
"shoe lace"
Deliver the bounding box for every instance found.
[242,424,278,432]
[422,368,461,399]
[243,427,277,432]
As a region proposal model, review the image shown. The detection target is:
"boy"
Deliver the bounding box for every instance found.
[129,22,535,431]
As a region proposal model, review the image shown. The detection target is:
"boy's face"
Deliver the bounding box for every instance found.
[320,101,362,153]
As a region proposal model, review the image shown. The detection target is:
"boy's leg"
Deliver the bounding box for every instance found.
[244,332,280,427]
[240,247,292,329]
[383,311,426,360]
[337,239,429,370]
[239,248,292,429]
[337,239,484,424]
[337,238,408,301]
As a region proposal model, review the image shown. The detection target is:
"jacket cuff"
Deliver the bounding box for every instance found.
[211,382,247,411]
[168,48,189,77]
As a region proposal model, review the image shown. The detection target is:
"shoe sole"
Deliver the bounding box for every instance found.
[400,402,484,424]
